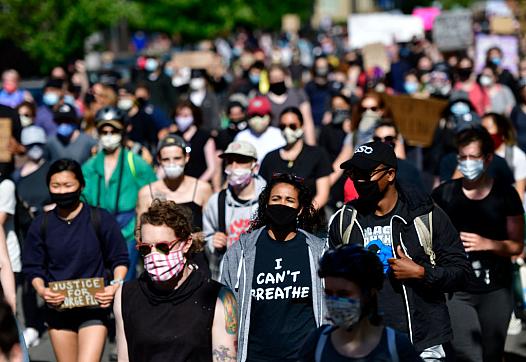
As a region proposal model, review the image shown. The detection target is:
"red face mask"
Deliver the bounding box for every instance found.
[491,133,504,150]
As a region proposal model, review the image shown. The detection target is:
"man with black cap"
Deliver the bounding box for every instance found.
[328,141,470,361]
[46,103,97,164]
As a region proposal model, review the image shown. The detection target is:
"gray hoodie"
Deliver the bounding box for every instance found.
[220,227,327,362]
[203,175,266,280]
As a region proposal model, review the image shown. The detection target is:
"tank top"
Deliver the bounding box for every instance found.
[122,269,222,362]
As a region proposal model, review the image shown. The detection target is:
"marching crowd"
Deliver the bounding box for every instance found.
[1,21,526,362]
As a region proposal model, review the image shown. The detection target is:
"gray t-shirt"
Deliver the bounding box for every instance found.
[47,132,97,164]
[268,88,307,126]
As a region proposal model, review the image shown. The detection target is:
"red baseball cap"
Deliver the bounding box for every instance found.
[247,96,272,116]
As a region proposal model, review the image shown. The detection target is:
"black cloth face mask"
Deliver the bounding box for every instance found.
[50,189,82,209]
[265,204,299,231]
[269,81,287,96]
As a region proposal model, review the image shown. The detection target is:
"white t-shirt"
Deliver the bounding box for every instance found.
[0,179,20,272]
[234,126,286,164]
[497,145,526,184]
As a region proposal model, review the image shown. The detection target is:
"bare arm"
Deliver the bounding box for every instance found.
[200,139,217,182]
[329,142,353,186]
[461,215,524,257]
[32,277,64,308]
[212,287,238,362]
[135,186,152,221]
[299,102,316,146]
[212,151,224,193]
[0,221,15,312]
[114,286,129,362]
[313,176,330,209]
[514,178,525,202]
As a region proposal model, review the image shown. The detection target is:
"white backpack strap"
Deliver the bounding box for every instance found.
[414,211,436,267]
[315,325,333,362]
[342,208,357,245]
[386,327,399,362]
[338,204,347,237]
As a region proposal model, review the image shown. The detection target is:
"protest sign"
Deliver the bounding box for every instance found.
[362,43,390,73]
[490,17,515,35]
[475,34,519,76]
[412,7,441,31]
[348,13,424,49]
[0,118,12,162]
[282,14,300,33]
[49,277,104,309]
[432,10,473,51]
[172,51,221,70]
[382,94,448,147]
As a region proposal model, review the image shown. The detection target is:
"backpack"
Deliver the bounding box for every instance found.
[217,189,227,233]
[337,204,436,267]
[314,325,399,362]
[14,191,36,244]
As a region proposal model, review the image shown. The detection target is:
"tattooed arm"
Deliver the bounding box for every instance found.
[212,286,238,362]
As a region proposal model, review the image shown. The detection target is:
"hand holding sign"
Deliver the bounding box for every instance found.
[39,288,65,308]
[388,246,425,280]
[95,284,120,309]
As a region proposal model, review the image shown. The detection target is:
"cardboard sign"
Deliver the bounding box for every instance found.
[432,10,473,51]
[282,14,300,33]
[475,34,519,76]
[348,13,424,49]
[0,118,12,163]
[172,51,221,70]
[490,17,515,35]
[362,43,390,73]
[382,94,448,147]
[49,277,104,309]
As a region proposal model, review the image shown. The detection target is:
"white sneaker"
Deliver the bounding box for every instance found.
[23,327,40,347]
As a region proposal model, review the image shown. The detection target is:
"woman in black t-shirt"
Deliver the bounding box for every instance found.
[432,127,524,362]
[299,244,421,362]
[220,173,327,362]
[260,107,332,209]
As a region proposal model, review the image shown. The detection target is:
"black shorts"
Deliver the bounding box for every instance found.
[44,306,110,331]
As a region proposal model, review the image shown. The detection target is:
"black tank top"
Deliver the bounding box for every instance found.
[122,269,222,362]
[180,129,210,179]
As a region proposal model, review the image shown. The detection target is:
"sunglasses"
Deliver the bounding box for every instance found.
[373,135,396,143]
[278,123,300,131]
[136,240,181,257]
[272,172,305,184]
[346,167,390,182]
[361,106,379,112]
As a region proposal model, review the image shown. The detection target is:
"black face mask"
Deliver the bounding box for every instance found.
[457,68,472,82]
[229,119,247,132]
[269,81,287,96]
[50,189,81,209]
[353,172,388,206]
[265,204,299,231]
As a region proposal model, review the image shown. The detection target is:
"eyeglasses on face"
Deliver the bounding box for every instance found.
[373,135,396,143]
[361,106,379,112]
[136,240,182,257]
[346,167,390,182]
[278,123,300,131]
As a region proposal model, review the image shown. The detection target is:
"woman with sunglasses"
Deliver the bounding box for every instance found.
[299,244,421,361]
[259,107,333,209]
[22,159,129,362]
[221,172,326,362]
[115,200,237,361]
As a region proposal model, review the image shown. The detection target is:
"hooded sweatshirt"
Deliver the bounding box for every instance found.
[203,175,266,280]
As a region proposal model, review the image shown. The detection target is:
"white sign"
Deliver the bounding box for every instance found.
[432,10,473,51]
[347,13,424,49]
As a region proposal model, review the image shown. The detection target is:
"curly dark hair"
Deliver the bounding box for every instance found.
[138,199,204,255]
[249,173,324,233]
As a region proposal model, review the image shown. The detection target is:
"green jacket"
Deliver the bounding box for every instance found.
[82,148,157,241]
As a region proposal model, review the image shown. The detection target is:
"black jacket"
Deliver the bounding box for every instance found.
[328,183,470,351]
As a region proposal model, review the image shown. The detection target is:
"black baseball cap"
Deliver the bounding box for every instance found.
[53,103,77,123]
[340,141,397,171]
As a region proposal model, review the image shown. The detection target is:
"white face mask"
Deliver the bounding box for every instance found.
[190,78,206,91]
[163,164,185,179]
[19,115,33,127]
[459,159,485,181]
[248,115,270,134]
[225,166,253,188]
[281,126,304,145]
[479,75,493,87]
[144,249,186,282]
[175,116,194,132]
[99,133,122,151]
[117,99,134,111]
[27,145,44,161]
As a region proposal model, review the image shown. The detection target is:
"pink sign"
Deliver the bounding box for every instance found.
[413,7,441,31]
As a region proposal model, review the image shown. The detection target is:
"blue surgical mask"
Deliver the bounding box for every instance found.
[164,67,174,77]
[459,159,484,181]
[404,82,419,94]
[145,58,159,72]
[451,102,470,116]
[43,92,59,106]
[249,73,260,85]
[490,57,502,66]
[56,123,76,139]
[63,95,75,105]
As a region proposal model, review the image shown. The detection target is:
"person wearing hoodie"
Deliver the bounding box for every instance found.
[328,141,471,361]
[220,172,327,362]
[203,140,266,281]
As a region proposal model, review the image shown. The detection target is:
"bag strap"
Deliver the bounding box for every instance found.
[217,189,227,234]
[127,150,137,179]
[414,211,436,267]
[342,208,357,245]
[386,327,399,362]
[315,325,333,362]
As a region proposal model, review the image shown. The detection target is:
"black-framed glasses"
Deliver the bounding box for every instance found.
[373,135,396,143]
[272,172,305,184]
[361,106,379,112]
[346,167,390,182]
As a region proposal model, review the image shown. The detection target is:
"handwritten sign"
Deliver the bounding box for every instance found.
[382,94,448,147]
[362,43,390,73]
[172,51,221,70]
[49,277,104,309]
[432,10,473,51]
[0,118,12,162]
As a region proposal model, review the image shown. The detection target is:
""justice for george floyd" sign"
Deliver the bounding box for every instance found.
[49,277,104,309]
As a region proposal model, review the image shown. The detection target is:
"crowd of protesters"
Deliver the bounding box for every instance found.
[1,4,526,362]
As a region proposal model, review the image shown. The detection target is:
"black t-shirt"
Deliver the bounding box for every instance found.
[432,179,524,292]
[259,145,332,197]
[318,124,346,162]
[247,230,316,361]
[215,128,238,152]
[181,129,211,179]
[127,109,158,148]
[299,325,421,362]
[356,201,409,333]
[14,162,51,216]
